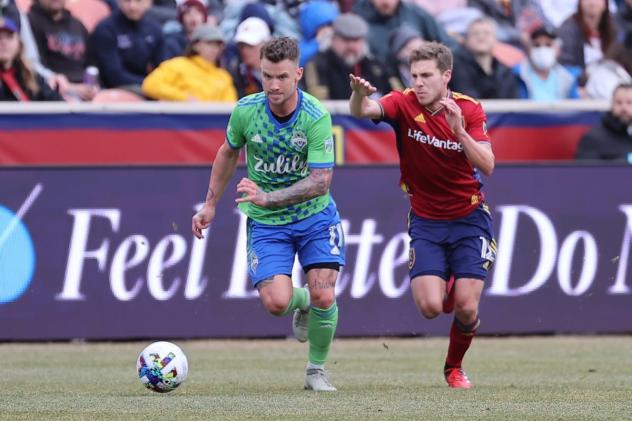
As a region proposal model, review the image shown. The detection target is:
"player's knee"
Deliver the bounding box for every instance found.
[310,288,335,309]
[259,292,290,316]
[454,300,478,324]
[418,302,442,319]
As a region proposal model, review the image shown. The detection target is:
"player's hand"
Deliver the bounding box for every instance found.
[236,177,268,207]
[192,205,215,239]
[349,74,377,97]
[440,97,465,135]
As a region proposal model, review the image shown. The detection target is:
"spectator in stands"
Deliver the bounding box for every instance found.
[411,0,467,16]
[1,0,59,88]
[221,1,300,42]
[576,83,632,162]
[298,0,339,67]
[585,33,632,99]
[0,17,63,101]
[303,13,392,100]
[353,0,457,64]
[163,0,208,58]
[468,0,550,49]
[386,26,427,91]
[615,0,632,40]
[558,0,618,73]
[28,0,98,101]
[450,17,519,98]
[142,24,236,101]
[91,0,166,91]
[226,16,270,98]
[515,25,580,99]
[0,0,21,26]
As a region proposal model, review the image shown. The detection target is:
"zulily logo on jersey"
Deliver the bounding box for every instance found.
[0,184,41,304]
[253,155,309,176]
[407,129,463,151]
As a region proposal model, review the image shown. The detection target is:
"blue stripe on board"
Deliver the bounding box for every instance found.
[0,113,231,131]
[0,110,603,131]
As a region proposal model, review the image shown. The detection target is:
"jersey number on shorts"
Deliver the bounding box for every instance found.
[329,223,344,256]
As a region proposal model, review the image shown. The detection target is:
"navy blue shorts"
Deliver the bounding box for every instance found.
[408,203,497,281]
[246,201,346,286]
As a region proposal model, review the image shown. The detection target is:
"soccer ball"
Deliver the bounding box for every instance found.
[136,341,188,393]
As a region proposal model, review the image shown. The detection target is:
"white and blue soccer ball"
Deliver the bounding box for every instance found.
[136,341,188,393]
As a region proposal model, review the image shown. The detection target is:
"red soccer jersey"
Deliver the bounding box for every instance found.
[378,89,491,220]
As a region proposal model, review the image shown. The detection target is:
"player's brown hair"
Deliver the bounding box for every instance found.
[409,42,453,72]
[260,37,300,64]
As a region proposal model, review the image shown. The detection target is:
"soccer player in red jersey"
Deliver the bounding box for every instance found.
[349,42,497,389]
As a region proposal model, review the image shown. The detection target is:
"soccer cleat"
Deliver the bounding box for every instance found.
[444,367,472,389]
[304,368,337,391]
[292,285,310,343]
[442,276,455,314]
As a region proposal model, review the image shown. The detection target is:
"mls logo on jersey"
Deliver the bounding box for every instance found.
[324,137,334,154]
[291,130,307,151]
[251,134,263,144]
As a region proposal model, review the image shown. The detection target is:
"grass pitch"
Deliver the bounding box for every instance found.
[1,336,631,420]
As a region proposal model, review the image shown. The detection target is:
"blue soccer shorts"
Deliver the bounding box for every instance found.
[407,203,497,282]
[245,200,346,286]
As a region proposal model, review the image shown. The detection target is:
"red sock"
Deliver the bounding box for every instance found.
[445,318,479,369]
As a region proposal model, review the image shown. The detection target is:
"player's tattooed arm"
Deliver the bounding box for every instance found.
[236,168,333,208]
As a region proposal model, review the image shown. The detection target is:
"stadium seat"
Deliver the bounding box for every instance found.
[493,42,526,68]
[92,89,145,103]
[65,0,110,33]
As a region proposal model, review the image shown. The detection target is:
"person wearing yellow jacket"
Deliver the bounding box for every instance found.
[142,25,237,102]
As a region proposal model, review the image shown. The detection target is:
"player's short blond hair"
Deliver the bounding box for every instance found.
[409,42,453,72]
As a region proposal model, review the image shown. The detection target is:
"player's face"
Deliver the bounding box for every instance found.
[612,88,632,125]
[261,58,303,110]
[410,59,451,107]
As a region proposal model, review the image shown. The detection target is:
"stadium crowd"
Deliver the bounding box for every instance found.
[0,0,630,159]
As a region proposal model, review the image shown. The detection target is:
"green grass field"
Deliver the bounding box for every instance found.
[1,336,631,420]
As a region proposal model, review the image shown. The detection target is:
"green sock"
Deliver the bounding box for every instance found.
[308,302,338,365]
[280,286,309,316]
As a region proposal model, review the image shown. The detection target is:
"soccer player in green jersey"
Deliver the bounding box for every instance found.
[192,37,345,391]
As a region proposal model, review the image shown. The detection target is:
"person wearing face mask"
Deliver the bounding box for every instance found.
[575,83,632,162]
[514,25,580,100]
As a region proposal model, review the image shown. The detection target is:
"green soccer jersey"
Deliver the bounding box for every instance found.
[226,90,335,225]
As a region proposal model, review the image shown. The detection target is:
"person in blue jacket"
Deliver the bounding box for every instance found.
[90,0,167,90]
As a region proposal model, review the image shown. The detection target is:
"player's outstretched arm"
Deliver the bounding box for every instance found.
[236,168,332,209]
[349,74,382,119]
[192,142,240,239]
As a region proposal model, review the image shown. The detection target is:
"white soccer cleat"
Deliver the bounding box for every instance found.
[304,368,337,391]
[292,285,310,343]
